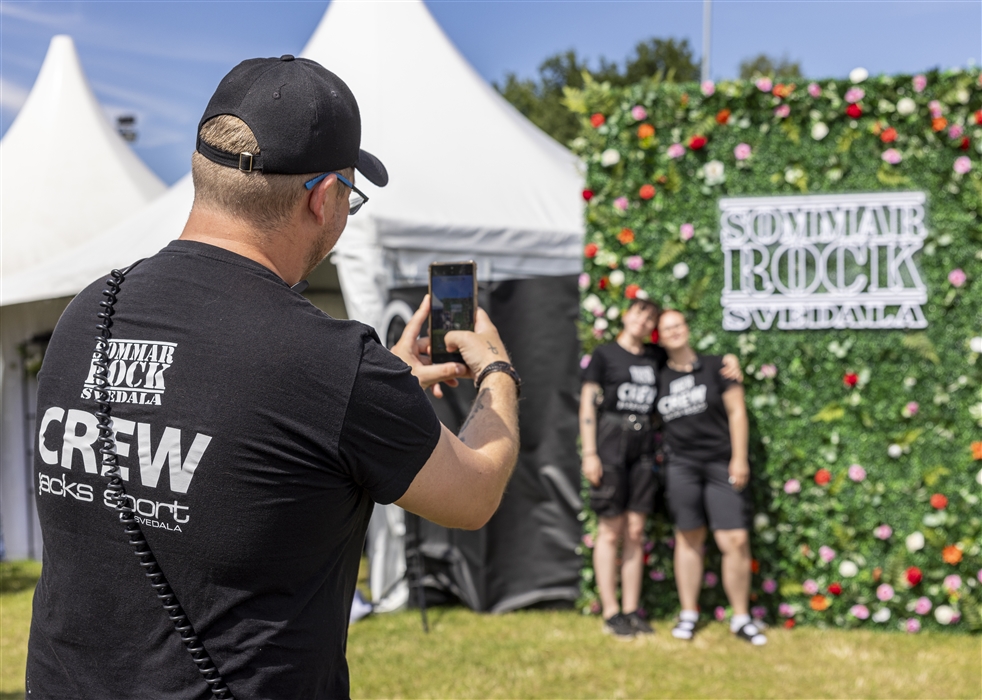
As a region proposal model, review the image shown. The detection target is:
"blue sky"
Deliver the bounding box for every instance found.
[2,1,979,184]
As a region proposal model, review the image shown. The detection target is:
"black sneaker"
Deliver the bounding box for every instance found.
[733,621,767,646]
[625,611,654,635]
[602,613,636,640]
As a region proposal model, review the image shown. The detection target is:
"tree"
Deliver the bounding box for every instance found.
[738,53,803,80]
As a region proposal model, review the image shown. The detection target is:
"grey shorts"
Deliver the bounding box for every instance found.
[664,453,751,531]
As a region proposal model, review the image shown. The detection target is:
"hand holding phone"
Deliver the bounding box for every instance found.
[429,261,478,364]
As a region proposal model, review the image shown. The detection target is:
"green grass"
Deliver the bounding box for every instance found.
[3,560,980,698]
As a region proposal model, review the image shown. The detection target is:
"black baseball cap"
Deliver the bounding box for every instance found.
[196,55,388,187]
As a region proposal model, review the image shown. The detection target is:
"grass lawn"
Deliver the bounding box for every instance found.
[3,560,980,699]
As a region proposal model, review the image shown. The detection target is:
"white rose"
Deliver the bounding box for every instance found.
[888,444,903,459]
[609,269,625,287]
[583,294,602,313]
[956,88,969,104]
[811,122,829,140]
[605,306,620,320]
[970,337,982,354]
[593,318,609,331]
[673,262,689,279]
[635,289,649,300]
[601,148,621,167]
[839,561,859,578]
[897,97,917,116]
[704,160,726,185]
[976,468,982,487]
[849,67,869,83]
[934,605,955,625]
[906,531,925,552]
[872,608,891,623]
[753,513,770,531]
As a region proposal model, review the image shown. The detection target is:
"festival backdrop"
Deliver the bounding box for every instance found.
[570,68,982,632]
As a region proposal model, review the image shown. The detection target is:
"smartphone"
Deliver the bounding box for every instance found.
[429,261,477,365]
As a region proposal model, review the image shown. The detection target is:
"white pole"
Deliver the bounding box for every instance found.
[701,0,712,83]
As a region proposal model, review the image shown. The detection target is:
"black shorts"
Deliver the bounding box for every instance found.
[588,413,657,518]
[665,453,751,531]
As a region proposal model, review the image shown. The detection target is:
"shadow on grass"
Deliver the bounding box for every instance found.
[0,561,41,595]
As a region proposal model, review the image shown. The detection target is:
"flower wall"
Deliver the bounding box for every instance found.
[571,69,982,632]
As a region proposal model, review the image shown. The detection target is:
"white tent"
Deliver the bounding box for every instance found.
[301,0,584,329]
[0,36,165,560]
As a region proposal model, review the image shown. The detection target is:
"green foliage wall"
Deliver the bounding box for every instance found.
[571,69,982,633]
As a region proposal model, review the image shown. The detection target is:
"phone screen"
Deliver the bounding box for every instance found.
[429,261,476,364]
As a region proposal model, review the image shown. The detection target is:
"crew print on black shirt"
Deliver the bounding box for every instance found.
[657,354,738,462]
[582,342,667,415]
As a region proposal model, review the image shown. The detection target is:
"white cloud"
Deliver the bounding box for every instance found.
[0,77,30,114]
[0,2,83,27]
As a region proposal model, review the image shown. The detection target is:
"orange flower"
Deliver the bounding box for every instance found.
[637,123,655,139]
[680,93,689,107]
[872,567,882,582]
[810,594,830,611]
[971,441,982,460]
[715,109,731,125]
[617,228,635,245]
[638,184,656,200]
[932,117,948,132]
[881,127,898,143]
[772,83,795,98]
[930,493,948,509]
[942,545,963,565]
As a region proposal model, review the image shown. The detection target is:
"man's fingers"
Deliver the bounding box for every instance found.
[474,307,495,334]
[415,337,431,358]
[416,362,467,389]
[399,295,431,347]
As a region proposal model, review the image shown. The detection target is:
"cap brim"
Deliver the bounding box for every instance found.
[356,149,388,187]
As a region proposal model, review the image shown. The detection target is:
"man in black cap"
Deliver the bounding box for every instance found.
[26,56,520,699]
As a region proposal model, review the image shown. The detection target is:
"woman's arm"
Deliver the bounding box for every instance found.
[579,381,603,486]
[722,384,750,490]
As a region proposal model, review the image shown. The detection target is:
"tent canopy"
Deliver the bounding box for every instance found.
[0,35,164,281]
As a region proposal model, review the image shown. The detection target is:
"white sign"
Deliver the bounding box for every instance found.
[719,192,928,331]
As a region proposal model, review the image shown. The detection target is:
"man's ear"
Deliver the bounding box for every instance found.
[307,173,338,226]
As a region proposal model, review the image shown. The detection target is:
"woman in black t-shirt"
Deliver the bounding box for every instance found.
[656,310,766,645]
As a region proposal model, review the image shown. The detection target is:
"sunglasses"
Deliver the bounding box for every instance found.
[304,172,368,215]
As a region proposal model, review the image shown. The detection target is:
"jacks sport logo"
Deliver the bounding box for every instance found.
[81,339,176,406]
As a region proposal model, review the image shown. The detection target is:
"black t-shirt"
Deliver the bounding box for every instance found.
[656,354,738,462]
[26,241,441,700]
[582,342,666,415]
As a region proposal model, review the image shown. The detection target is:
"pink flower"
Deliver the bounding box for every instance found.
[914,597,932,615]
[667,143,686,159]
[734,143,752,160]
[913,74,927,93]
[803,579,819,595]
[906,618,921,633]
[850,604,870,620]
[928,100,943,118]
[882,148,902,164]
[808,82,822,98]
[953,156,972,174]
[626,255,644,271]
[631,105,648,121]
[704,572,719,588]
[978,570,982,584]
[714,606,726,621]
[613,196,629,211]
[904,401,919,417]
[589,600,601,614]
[592,327,604,339]
[875,524,893,540]
[877,584,895,601]
[774,104,790,119]
[760,363,777,378]
[779,603,795,617]
[649,569,666,581]
[680,223,695,240]
[700,80,715,96]
[845,87,865,104]
[756,77,773,93]
[819,546,836,563]
[751,606,767,619]
[784,478,801,494]
[949,124,964,139]
[578,272,591,289]
[643,540,654,553]
[582,533,594,549]
[580,354,592,370]
[948,268,967,287]
[666,537,675,549]
[848,464,866,482]
[943,574,962,593]
[763,578,777,594]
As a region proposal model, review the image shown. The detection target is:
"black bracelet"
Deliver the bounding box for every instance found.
[475,361,521,397]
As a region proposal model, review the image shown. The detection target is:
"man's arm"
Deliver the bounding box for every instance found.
[391,300,520,530]
[722,384,750,490]
[579,382,602,487]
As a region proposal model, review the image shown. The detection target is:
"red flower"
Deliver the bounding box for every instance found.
[688,135,708,150]
[650,330,659,344]
[906,566,923,586]
[598,276,608,290]
[751,559,760,574]
[784,619,796,629]
[961,137,971,151]
[590,113,605,128]
[975,110,982,125]
[880,127,898,143]
[617,228,635,244]
[582,189,594,201]
[584,243,598,258]
[930,493,948,509]
[815,468,832,486]
[843,372,859,388]
[828,582,843,596]
[716,109,731,125]
[625,284,640,299]
[846,104,862,118]
[639,184,656,200]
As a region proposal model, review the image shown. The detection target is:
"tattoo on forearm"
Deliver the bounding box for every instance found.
[584,418,593,425]
[487,341,499,355]
[459,388,490,435]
